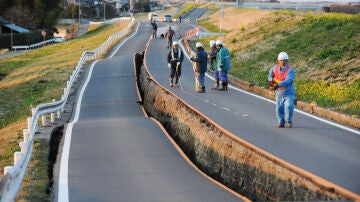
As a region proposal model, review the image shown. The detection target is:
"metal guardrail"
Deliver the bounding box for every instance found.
[0,17,134,202]
[89,17,132,25]
[12,39,56,50]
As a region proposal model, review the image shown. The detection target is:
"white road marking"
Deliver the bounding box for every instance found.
[58,23,140,202]
[58,60,97,202]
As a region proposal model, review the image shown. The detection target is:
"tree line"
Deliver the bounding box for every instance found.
[0,0,62,32]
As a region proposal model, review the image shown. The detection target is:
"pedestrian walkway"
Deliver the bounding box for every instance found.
[0,50,29,60]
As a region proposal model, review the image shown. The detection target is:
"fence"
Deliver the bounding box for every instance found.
[0,17,134,202]
[89,17,132,25]
[12,39,56,50]
[184,27,200,39]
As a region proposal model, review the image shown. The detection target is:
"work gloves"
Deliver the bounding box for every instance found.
[273,83,279,90]
[168,61,180,68]
[269,80,274,87]
[269,80,279,90]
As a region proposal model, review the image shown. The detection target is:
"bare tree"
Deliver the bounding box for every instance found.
[2,5,37,29]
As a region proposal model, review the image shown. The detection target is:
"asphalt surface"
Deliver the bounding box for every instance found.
[56,22,242,201]
[145,11,360,195]
[54,8,360,201]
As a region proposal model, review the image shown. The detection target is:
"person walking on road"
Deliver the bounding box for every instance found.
[165,26,175,48]
[208,40,219,90]
[215,40,231,91]
[268,52,296,128]
[190,42,208,93]
[151,20,158,39]
[167,41,184,87]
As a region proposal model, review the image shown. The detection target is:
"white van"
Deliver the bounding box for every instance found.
[148,12,158,21]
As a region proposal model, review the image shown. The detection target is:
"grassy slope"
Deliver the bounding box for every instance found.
[0,21,129,176]
[197,6,360,115]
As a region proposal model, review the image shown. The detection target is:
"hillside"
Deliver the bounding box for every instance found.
[197,5,360,116]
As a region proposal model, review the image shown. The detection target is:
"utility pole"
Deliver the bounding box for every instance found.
[104,1,106,21]
[130,0,133,19]
[10,19,13,51]
[79,1,81,25]
[220,0,224,33]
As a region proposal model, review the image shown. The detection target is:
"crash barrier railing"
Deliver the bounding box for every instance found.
[172,18,191,23]
[184,27,200,39]
[141,18,190,23]
[89,17,132,25]
[12,39,56,50]
[0,18,135,202]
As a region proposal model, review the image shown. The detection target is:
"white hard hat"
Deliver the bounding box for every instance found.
[172,41,179,46]
[215,40,222,45]
[209,40,216,47]
[196,42,202,48]
[277,52,289,60]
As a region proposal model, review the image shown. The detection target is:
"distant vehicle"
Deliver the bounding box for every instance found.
[149,12,158,21]
[163,14,172,22]
[54,36,65,43]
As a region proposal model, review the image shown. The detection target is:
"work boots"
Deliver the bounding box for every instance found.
[211,79,219,90]
[196,86,205,93]
[169,79,174,87]
[219,81,228,91]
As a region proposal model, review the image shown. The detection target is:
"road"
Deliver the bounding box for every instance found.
[54,7,360,201]
[54,22,243,201]
[145,10,360,195]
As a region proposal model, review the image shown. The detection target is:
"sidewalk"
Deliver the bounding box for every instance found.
[0,50,29,60]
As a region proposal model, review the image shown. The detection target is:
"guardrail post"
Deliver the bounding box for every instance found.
[19,142,27,153]
[31,107,39,133]
[4,166,12,175]
[42,115,47,126]
[14,152,22,165]
[51,99,56,123]
[23,129,29,142]
[27,117,32,135]
[57,110,61,119]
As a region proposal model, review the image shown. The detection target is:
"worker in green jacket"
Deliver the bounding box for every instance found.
[215,40,231,91]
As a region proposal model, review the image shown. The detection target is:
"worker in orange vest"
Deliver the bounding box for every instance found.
[268,52,296,128]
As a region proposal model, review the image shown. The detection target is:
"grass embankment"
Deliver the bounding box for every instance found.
[173,2,198,19]
[16,138,49,201]
[0,21,130,199]
[197,6,360,116]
